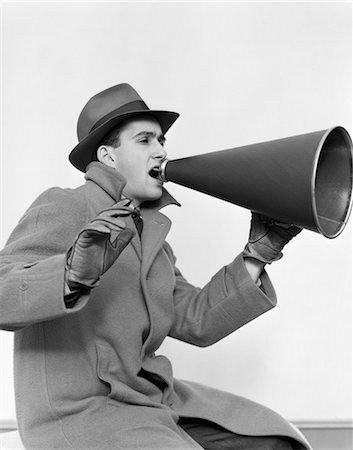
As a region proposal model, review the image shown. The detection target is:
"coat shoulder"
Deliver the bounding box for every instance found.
[31,185,87,215]
[3,185,89,254]
[29,185,87,223]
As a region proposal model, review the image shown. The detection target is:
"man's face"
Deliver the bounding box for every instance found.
[111,117,167,206]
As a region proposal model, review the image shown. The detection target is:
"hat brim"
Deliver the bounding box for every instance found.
[69,109,179,172]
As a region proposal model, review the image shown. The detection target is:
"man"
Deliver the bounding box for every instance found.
[0,83,310,449]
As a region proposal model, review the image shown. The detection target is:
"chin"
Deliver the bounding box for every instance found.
[150,192,163,202]
[147,189,163,202]
[138,189,163,205]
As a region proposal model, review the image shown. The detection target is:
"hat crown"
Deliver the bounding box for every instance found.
[77,83,147,141]
[70,83,179,172]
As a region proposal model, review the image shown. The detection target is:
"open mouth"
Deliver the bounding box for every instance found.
[149,166,161,179]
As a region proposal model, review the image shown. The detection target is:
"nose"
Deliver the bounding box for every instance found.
[153,142,167,160]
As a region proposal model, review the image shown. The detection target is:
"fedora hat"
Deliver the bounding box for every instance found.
[69,83,179,172]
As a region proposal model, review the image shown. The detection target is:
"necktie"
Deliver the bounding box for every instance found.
[132,208,143,238]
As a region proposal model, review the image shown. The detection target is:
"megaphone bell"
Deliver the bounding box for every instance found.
[154,126,353,239]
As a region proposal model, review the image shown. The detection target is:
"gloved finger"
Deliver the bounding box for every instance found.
[271,220,302,237]
[276,224,303,237]
[90,215,127,228]
[98,207,133,219]
[96,198,133,217]
[260,215,302,237]
[83,217,127,236]
[115,198,132,208]
[258,215,276,226]
[110,227,135,248]
[260,215,300,230]
[291,226,302,235]
[249,212,270,242]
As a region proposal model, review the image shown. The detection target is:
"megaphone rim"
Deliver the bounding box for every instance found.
[311,125,353,239]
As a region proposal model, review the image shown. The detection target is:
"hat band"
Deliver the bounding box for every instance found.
[90,100,149,132]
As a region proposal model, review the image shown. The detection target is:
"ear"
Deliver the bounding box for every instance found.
[97,145,116,168]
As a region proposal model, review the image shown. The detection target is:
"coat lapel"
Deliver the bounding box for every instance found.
[127,215,143,260]
[140,209,171,277]
[139,185,180,275]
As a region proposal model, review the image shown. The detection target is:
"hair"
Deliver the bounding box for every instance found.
[92,124,123,163]
[99,126,123,148]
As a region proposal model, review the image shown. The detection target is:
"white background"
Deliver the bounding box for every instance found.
[1,1,352,424]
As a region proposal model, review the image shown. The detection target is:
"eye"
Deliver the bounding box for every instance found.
[139,137,149,144]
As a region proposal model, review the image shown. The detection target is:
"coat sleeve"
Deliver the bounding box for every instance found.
[164,242,277,347]
[0,187,91,331]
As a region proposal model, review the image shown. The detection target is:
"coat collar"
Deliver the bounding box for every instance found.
[84,161,181,211]
[84,162,180,261]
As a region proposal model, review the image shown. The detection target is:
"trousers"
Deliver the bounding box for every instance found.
[178,418,306,450]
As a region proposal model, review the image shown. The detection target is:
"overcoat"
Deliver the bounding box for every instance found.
[0,163,311,449]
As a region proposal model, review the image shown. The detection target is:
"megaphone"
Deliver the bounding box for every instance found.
[154,126,353,239]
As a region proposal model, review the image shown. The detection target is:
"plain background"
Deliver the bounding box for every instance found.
[1,1,352,425]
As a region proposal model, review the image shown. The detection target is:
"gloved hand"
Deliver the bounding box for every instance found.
[65,199,135,290]
[243,212,302,264]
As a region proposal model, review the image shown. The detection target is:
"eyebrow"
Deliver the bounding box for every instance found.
[133,131,166,144]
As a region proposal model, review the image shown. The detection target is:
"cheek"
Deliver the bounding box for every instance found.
[114,153,134,175]
[116,157,146,186]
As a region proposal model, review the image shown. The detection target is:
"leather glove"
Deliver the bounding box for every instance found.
[243,212,302,264]
[65,199,135,290]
